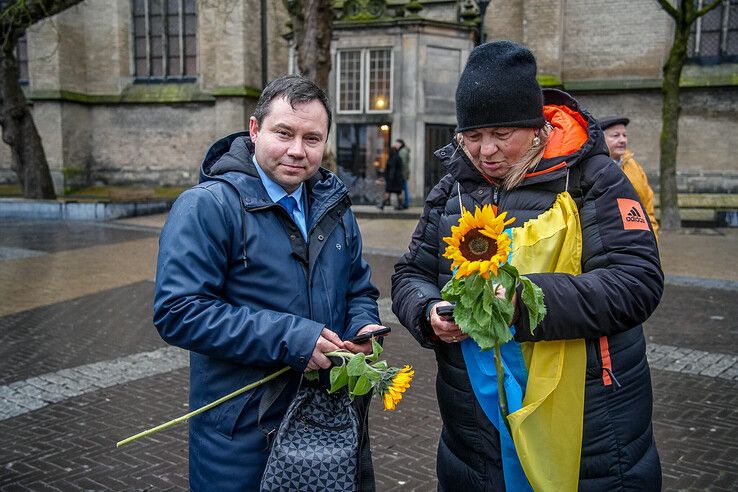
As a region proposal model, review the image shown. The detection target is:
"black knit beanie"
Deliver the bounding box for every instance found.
[455,41,545,132]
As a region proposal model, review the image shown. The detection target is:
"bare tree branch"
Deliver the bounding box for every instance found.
[0,0,84,199]
[0,0,83,33]
[693,0,723,22]
[656,0,679,20]
[284,0,333,90]
[654,0,726,230]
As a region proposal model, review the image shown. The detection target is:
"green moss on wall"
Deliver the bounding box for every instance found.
[537,74,563,87]
[26,84,262,105]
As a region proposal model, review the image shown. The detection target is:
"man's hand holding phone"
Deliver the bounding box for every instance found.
[344,324,390,354]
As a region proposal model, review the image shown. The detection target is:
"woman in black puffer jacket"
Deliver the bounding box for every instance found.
[391,41,663,491]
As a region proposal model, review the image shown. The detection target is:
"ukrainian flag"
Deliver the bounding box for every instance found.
[461,192,586,492]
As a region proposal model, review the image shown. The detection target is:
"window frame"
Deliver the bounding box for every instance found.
[337,49,364,114]
[365,48,393,114]
[131,0,198,82]
[16,34,29,85]
[688,0,738,64]
[336,47,393,115]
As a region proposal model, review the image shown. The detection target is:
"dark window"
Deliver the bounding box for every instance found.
[335,123,391,204]
[424,124,455,197]
[132,0,197,80]
[689,0,738,63]
[16,34,28,84]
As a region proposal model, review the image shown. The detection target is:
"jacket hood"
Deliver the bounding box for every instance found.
[435,88,610,189]
[199,131,256,182]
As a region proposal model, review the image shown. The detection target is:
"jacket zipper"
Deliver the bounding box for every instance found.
[305,191,349,322]
[598,336,621,389]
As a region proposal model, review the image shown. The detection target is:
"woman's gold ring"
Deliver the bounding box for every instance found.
[451,336,457,343]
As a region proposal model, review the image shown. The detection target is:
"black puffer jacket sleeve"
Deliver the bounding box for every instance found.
[515,155,664,341]
[391,177,455,349]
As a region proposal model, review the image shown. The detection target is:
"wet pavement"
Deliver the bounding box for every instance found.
[1,213,737,491]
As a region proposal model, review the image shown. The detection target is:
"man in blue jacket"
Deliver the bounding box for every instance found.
[154,75,384,490]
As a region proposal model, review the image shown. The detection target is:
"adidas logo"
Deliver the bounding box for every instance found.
[626,206,647,223]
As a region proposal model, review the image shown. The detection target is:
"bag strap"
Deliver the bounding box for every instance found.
[210,176,250,268]
[565,164,584,209]
[258,374,300,446]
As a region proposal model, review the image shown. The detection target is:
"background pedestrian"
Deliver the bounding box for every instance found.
[397,139,411,209]
[600,115,660,239]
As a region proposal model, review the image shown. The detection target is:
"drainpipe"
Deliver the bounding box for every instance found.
[261,0,268,88]
[477,0,491,45]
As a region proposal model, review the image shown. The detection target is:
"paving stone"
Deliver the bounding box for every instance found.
[1,220,737,490]
[700,356,737,378]
[0,347,188,421]
[644,283,738,356]
[0,281,165,386]
[0,220,156,254]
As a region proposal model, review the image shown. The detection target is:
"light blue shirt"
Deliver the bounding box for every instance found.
[252,156,308,240]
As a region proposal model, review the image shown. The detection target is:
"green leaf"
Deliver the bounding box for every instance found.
[366,338,383,362]
[347,353,367,377]
[496,268,517,302]
[441,277,462,301]
[371,360,388,372]
[329,365,348,393]
[482,287,494,315]
[364,369,381,383]
[348,375,356,393]
[351,375,373,396]
[304,370,319,381]
[519,275,547,333]
[468,273,485,297]
[501,263,520,280]
[461,276,484,306]
[492,295,515,330]
[454,302,474,332]
[459,290,515,351]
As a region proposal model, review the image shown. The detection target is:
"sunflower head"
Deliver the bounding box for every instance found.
[442,204,514,279]
[381,365,414,411]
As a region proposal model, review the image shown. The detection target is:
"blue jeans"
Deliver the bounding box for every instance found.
[402,179,410,208]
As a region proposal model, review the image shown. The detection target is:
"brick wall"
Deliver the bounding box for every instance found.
[575,87,738,193]
[484,0,738,193]
[561,0,670,79]
[0,0,289,191]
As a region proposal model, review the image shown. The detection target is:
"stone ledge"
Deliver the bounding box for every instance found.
[0,198,170,221]
[24,83,263,105]
[653,193,738,209]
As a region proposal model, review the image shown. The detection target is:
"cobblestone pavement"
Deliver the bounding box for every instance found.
[1,217,737,491]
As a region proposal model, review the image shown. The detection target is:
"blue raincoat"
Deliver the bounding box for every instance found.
[154,133,380,490]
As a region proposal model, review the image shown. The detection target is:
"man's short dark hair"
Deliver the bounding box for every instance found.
[253,75,332,135]
[396,138,406,147]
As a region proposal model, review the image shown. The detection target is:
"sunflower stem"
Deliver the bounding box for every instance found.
[324,350,356,359]
[494,343,511,433]
[116,366,291,447]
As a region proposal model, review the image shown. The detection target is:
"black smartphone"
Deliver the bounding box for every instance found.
[349,326,391,344]
[436,303,456,321]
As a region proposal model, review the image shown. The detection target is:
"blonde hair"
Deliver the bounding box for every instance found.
[502,123,552,189]
[457,122,552,190]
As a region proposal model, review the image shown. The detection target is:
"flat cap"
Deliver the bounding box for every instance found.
[598,115,630,130]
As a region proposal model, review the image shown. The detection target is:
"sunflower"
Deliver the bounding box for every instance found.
[381,365,414,411]
[442,204,514,279]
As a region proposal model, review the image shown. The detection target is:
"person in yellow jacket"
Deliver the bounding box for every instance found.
[599,115,660,239]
